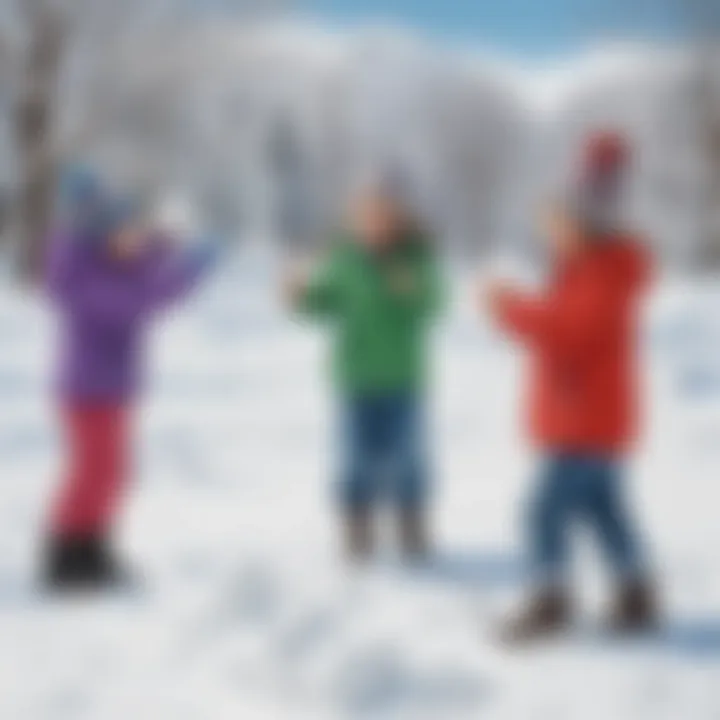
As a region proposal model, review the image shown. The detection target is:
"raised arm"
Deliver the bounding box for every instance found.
[45,229,78,302]
[292,251,344,319]
[143,241,217,312]
[493,276,612,360]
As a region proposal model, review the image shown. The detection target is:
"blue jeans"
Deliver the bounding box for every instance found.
[338,394,428,510]
[529,452,644,583]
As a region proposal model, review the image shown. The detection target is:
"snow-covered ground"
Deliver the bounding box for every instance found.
[1,246,720,719]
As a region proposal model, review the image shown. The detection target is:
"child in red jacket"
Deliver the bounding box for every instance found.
[486,133,658,642]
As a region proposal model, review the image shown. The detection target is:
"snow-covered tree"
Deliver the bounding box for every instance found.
[682,0,720,266]
[0,0,287,278]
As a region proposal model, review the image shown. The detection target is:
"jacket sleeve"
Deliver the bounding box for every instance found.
[494,277,611,358]
[143,243,215,312]
[45,230,81,302]
[296,253,343,319]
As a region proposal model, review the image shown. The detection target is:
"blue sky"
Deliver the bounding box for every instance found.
[303,0,688,57]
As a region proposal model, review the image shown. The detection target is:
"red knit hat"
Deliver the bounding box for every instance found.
[582,131,629,180]
[571,130,630,237]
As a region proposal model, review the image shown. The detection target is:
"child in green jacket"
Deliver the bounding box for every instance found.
[286,178,443,562]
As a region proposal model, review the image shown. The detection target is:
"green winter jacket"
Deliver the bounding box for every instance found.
[297,233,443,394]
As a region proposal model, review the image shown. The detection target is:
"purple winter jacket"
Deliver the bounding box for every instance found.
[46,229,208,403]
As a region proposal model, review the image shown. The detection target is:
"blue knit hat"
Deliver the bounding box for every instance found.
[59,166,103,212]
[59,166,139,241]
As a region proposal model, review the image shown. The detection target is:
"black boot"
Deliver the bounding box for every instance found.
[43,535,131,592]
[500,587,572,644]
[398,506,430,561]
[43,535,100,591]
[344,506,374,562]
[608,579,659,633]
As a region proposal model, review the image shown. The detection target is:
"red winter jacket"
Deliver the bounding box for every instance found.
[495,239,651,453]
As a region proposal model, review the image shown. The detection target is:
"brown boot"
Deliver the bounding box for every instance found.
[608,579,659,633]
[500,587,571,645]
[398,506,429,561]
[345,506,374,562]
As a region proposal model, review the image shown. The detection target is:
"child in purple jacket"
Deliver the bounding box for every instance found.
[44,173,217,591]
